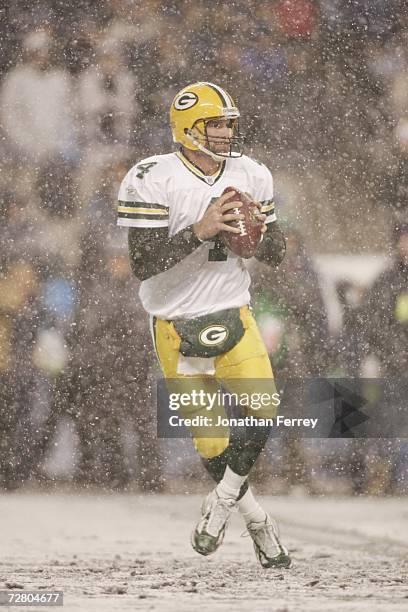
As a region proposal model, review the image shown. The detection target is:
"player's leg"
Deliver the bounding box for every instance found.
[215,306,275,497]
[151,316,236,555]
[199,306,274,501]
[165,376,238,557]
[215,306,291,568]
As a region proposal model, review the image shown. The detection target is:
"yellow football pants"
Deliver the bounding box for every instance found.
[152,306,277,459]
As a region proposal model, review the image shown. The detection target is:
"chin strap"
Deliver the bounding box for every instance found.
[197,142,228,162]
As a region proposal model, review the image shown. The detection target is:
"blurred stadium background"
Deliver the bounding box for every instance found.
[0,0,407,496]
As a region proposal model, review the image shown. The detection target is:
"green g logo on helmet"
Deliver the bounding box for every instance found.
[174,92,199,110]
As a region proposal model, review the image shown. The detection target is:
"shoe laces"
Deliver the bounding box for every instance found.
[241,516,282,553]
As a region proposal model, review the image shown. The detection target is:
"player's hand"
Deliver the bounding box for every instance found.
[193,190,244,241]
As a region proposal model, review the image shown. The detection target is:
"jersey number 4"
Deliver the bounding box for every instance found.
[208,238,228,261]
[135,162,157,179]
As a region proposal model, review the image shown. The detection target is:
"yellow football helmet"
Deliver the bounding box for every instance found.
[170,82,243,161]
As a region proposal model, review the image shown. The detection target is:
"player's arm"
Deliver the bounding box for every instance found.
[254,219,286,267]
[128,225,201,281]
[127,191,243,281]
[251,165,286,267]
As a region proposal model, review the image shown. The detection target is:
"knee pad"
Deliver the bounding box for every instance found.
[194,436,229,459]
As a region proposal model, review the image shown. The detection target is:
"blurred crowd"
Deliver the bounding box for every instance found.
[0,0,407,494]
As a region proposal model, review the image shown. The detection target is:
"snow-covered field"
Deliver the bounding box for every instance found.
[0,492,407,611]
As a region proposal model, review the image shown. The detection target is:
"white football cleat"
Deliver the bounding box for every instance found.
[191,489,236,556]
[245,514,291,569]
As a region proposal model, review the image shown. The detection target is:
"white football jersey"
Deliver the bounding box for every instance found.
[117,151,277,319]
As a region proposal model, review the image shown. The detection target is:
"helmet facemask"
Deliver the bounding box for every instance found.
[185,116,244,162]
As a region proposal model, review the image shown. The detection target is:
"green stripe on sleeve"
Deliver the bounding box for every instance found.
[118,200,169,211]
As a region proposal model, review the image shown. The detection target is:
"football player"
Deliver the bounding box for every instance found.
[117,82,291,568]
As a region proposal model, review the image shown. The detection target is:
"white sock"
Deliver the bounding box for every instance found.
[237,486,267,524]
[216,466,247,500]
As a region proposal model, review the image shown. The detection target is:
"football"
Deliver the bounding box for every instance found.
[219,187,263,258]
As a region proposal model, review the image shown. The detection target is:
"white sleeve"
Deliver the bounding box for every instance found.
[253,165,277,225]
[117,161,169,229]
